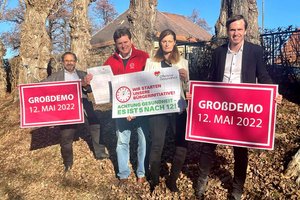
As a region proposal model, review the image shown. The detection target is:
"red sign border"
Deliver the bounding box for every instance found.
[185,81,278,150]
[19,80,84,128]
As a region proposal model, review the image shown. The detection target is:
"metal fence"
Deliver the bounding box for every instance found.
[261,29,300,67]
[178,29,300,102]
[177,41,213,81]
[260,29,300,98]
[177,29,300,80]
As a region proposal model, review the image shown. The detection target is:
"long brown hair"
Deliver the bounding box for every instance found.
[153,29,180,64]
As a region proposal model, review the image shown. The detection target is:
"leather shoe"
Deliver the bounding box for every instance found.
[229,191,242,200]
[95,152,109,160]
[64,165,72,172]
[117,178,128,187]
[196,177,208,199]
[137,177,146,184]
[166,177,179,192]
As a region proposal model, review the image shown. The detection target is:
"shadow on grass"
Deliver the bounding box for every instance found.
[30,127,60,150]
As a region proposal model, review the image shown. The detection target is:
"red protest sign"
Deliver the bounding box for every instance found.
[19,81,84,128]
[186,81,278,150]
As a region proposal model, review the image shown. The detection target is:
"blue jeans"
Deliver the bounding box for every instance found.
[116,117,149,179]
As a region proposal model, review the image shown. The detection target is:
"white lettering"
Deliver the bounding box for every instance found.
[198,100,263,114]
[28,94,74,104]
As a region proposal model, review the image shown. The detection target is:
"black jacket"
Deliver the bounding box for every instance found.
[210,41,272,84]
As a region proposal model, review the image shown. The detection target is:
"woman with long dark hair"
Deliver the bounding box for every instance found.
[145,29,189,192]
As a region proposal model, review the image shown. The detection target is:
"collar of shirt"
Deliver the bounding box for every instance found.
[223,43,244,83]
[227,42,244,54]
[64,69,80,81]
[118,48,132,60]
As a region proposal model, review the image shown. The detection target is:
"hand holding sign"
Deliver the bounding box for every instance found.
[19,81,84,128]
[186,81,278,150]
[83,73,93,86]
[178,68,188,81]
[275,94,283,104]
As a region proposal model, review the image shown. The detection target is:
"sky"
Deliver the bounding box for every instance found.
[111,0,299,30]
[1,0,299,58]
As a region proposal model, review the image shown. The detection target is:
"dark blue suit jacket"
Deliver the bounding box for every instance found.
[210,41,272,84]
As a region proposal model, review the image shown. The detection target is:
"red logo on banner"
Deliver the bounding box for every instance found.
[19,81,84,128]
[116,86,132,103]
[154,71,160,76]
[185,81,278,150]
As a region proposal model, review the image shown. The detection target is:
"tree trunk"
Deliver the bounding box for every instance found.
[70,0,92,71]
[63,19,69,52]
[214,0,260,46]
[127,0,157,55]
[285,148,300,185]
[0,40,6,98]
[19,0,61,83]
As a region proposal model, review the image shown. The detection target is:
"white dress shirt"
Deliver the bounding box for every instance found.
[64,69,80,81]
[223,44,244,83]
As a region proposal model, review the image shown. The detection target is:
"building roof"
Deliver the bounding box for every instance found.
[90,10,212,48]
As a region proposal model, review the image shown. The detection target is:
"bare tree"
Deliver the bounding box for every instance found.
[0,2,25,51]
[20,0,64,83]
[1,0,72,55]
[92,0,118,26]
[48,0,72,54]
[127,0,157,55]
[188,9,211,32]
[0,0,7,17]
[214,0,260,45]
[89,0,118,34]
[1,2,24,24]
[70,0,95,71]
[0,33,6,98]
[0,0,7,97]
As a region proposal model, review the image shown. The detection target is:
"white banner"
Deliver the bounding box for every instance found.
[87,65,113,104]
[111,68,182,118]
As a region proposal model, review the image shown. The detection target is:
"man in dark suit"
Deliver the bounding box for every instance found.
[43,52,108,172]
[196,15,282,200]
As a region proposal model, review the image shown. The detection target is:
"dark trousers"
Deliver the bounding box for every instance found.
[83,98,99,125]
[60,124,79,167]
[198,143,248,193]
[149,111,188,166]
[59,98,100,166]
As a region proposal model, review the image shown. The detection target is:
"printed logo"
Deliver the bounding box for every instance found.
[116,86,131,103]
[129,63,135,69]
[154,71,160,77]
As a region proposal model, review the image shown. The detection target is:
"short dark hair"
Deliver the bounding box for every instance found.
[226,15,248,30]
[61,52,77,62]
[113,27,132,42]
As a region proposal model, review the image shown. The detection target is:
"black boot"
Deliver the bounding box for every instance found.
[150,161,160,191]
[196,176,208,199]
[196,143,216,198]
[228,192,242,200]
[166,147,187,192]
